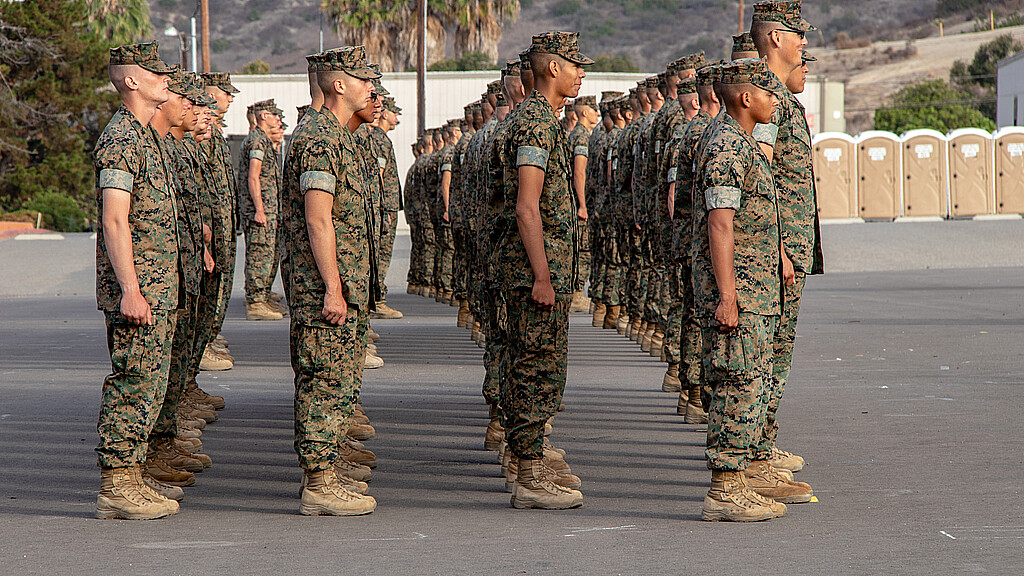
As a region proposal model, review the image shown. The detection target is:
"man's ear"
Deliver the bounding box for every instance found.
[740,90,752,109]
[123,74,140,91]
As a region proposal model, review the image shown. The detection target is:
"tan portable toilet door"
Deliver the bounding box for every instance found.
[856,131,901,220]
[994,127,1024,215]
[948,129,994,217]
[901,130,948,218]
[813,133,857,219]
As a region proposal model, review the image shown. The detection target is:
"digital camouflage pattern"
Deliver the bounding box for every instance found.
[500,290,571,459]
[155,299,198,441]
[491,91,579,294]
[751,0,815,32]
[764,272,805,449]
[237,125,280,222]
[281,108,373,324]
[567,121,592,283]
[97,311,178,468]
[692,113,781,319]
[94,105,181,312]
[702,313,776,470]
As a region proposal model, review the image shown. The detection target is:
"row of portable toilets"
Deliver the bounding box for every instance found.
[812,127,1024,219]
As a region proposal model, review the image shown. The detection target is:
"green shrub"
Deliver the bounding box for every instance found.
[25,192,87,232]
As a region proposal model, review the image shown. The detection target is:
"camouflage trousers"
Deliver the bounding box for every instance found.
[432,222,454,293]
[377,210,399,300]
[291,310,366,471]
[500,289,570,460]
[193,272,222,372]
[407,214,435,286]
[601,223,624,306]
[96,310,177,468]
[577,217,591,295]
[624,225,645,319]
[481,286,504,411]
[213,237,237,338]
[702,313,777,471]
[243,219,280,305]
[451,226,469,300]
[152,296,200,441]
[763,271,805,450]
[588,221,606,302]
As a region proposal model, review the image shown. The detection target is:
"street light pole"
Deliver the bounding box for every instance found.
[417,0,426,137]
[201,0,210,73]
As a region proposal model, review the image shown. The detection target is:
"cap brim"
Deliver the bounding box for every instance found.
[141,60,174,74]
[224,84,240,94]
[754,71,787,98]
[348,67,382,80]
[569,54,595,65]
[785,18,815,32]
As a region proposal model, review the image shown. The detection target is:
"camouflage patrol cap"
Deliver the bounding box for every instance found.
[672,52,706,73]
[385,98,402,114]
[250,99,279,117]
[486,80,503,96]
[320,46,381,79]
[802,50,816,62]
[574,95,597,110]
[628,87,638,98]
[752,1,816,32]
[464,103,474,114]
[732,33,758,56]
[109,41,173,74]
[504,59,522,77]
[166,67,189,95]
[718,58,784,96]
[296,104,310,123]
[305,53,320,73]
[471,101,482,113]
[697,60,724,86]
[600,90,623,102]
[495,91,508,107]
[201,72,239,94]
[644,76,659,89]
[519,50,532,71]
[676,77,698,95]
[528,31,595,65]
[368,64,390,95]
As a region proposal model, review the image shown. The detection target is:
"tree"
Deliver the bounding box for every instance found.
[320,0,520,72]
[427,51,497,71]
[86,0,153,45]
[874,80,995,134]
[0,1,119,230]
[239,59,271,74]
[591,53,639,72]
[950,34,1022,120]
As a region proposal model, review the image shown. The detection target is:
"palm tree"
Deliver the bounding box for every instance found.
[450,0,520,64]
[85,0,153,45]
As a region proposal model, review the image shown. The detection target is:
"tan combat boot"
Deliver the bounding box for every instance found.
[770,447,805,473]
[511,459,584,510]
[181,398,217,423]
[701,470,775,522]
[367,328,380,343]
[640,326,656,352]
[268,298,289,316]
[246,301,283,321]
[334,457,373,482]
[505,455,518,492]
[457,301,470,327]
[269,291,284,304]
[348,422,376,441]
[602,305,619,329]
[152,437,204,473]
[464,313,475,330]
[340,439,377,468]
[364,351,384,369]
[743,460,813,504]
[592,303,607,327]
[175,436,202,453]
[97,466,179,520]
[187,383,225,410]
[569,291,590,313]
[632,320,646,343]
[663,363,681,393]
[145,453,195,487]
[542,437,566,458]
[616,312,629,335]
[649,329,665,358]
[406,283,418,295]
[300,465,369,496]
[370,302,404,319]
[141,467,185,501]
[299,468,376,516]
[199,345,233,371]
[684,388,709,424]
[484,419,504,451]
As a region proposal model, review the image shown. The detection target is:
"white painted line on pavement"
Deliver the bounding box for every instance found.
[14,233,64,240]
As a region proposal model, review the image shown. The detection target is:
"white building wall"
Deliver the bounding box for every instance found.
[997,51,1024,128]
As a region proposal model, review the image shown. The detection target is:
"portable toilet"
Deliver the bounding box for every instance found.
[856,131,901,220]
[947,128,994,217]
[993,126,1024,215]
[900,129,949,218]
[812,132,858,219]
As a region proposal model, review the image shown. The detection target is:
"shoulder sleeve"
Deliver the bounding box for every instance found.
[701,138,750,210]
[299,136,339,195]
[95,124,142,192]
[515,122,555,171]
[753,105,783,147]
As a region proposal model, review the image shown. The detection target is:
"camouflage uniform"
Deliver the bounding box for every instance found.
[693,106,781,472]
[585,120,608,300]
[449,127,474,301]
[404,151,433,287]
[280,48,380,471]
[433,141,456,294]
[567,121,593,288]
[373,125,402,299]
[492,91,580,460]
[753,76,824,451]
[466,115,500,321]
[94,104,180,468]
[610,114,641,310]
[238,122,281,305]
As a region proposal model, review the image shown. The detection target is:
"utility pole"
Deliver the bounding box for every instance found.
[201,0,210,73]
[417,0,426,137]
[738,0,745,35]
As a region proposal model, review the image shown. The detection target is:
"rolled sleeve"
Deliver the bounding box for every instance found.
[99,168,134,192]
[440,163,452,172]
[753,123,779,147]
[517,145,549,170]
[666,167,678,183]
[300,170,336,194]
[573,145,589,158]
[249,149,265,161]
[705,186,742,210]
